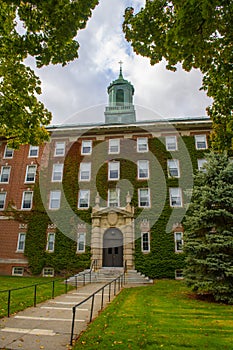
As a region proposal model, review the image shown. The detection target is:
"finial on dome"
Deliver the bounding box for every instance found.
[118,60,123,78]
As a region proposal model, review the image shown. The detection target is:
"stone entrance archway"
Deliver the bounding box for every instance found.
[91,193,135,269]
[103,228,123,267]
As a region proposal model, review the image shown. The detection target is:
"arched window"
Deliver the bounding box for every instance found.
[116,89,124,104]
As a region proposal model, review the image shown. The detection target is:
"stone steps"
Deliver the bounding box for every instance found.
[67,268,153,285]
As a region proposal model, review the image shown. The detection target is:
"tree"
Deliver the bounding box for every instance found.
[123,1,233,153]
[0,0,98,147]
[184,152,233,303]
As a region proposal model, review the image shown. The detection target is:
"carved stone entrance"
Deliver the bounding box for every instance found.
[103,228,123,267]
[91,193,135,269]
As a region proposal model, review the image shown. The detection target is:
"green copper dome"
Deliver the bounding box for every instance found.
[105,65,136,124]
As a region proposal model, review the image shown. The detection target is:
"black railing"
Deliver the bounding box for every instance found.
[0,278,70,318]
[70,273,125,346]
[70,260,98,289]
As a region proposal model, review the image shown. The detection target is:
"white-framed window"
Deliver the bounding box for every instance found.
[0,192,6,210]
[108,161,120,180]
[197,159,207,172]
[28,145,39,157]
[166,136,178,151]
[195,135,208,150]
[169,188,182,207]
[46,233,55,252]
[175,269,184,280]
[109,139,120,154]
[49,190,61,210]
[108,188,120,207]
[4,145,14,158]
[77,233,86,253]
[167,159,180,178]
[137,160,149,179]
[43,267,54,277]
[0,166,11,183]
[25,164,37,183]
[54,141,65,156]
[52,163,64,182]
[141,232,150,253]
[174,232,183,252]
[138,188,150,208]
[17,233,26,252]
[137,137,148,152]
[21,191,33,210]
[78,190,90,209]
[12,267,24,276]
[81,140,92,155]
[79,162,91,181]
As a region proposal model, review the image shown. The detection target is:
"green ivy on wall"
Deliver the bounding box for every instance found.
[22,133,209,278]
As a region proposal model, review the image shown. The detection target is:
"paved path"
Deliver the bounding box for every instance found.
[0,282,122,350]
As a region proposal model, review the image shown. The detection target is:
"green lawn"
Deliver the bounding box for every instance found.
[0,276,74,318]
[74,280,233,350]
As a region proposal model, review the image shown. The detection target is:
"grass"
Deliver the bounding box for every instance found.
[74,280,233,350]
[0,276,74,318]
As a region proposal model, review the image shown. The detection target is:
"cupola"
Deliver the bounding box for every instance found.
[104,62,136,124]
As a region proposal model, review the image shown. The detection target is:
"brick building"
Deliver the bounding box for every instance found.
[0,69,212,277]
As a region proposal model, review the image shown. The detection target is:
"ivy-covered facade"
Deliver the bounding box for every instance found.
[0,69,211,278]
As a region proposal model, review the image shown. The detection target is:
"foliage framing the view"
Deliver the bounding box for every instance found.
[123,1,233,153]
[184,153,233,304]
[0,0,99,147]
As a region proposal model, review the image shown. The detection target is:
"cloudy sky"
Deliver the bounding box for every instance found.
[33,0,212,125]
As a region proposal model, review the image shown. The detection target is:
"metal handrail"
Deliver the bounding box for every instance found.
[70,273,125,346]
[70,260,98,288]
[0,278,70,317]
[124,260,127,273]
[90,259,97,272]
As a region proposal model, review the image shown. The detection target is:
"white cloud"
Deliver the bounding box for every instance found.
[32,0,212,125]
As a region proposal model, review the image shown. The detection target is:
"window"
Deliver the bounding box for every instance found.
[195,135,207,150]
[28,145,39,157]
[54,141,65,156]
[169,188,182,207]
[116,89,124,103]
[52,163,63,182]
[138,188,150,207]
[4,145,13,158]
[79,162,91,181]
[0,166,11,183]
[78,190,90,209]
[21,191,33,210]
[12,267,24,276]
[46,233,55,252]
[0,192,6,210]
[108,188,120,207]
[49,190,61,209]
[81,140,92,155]
[77,233,86,253]
[17,233,26,252]
[167,159,180,178]
[141,232,150,252]
[174,232,183,252]
[108,161,120,180]
[166,136,177,151]
[43,267,54,277]
[137,138,148,152]
[175,269,184,280]
[138,160,149,179]
[197,159,207,172]
[109,139,120,154]
[25,165,37,183]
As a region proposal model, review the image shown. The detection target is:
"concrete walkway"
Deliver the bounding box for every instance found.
[0,282,122,350]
